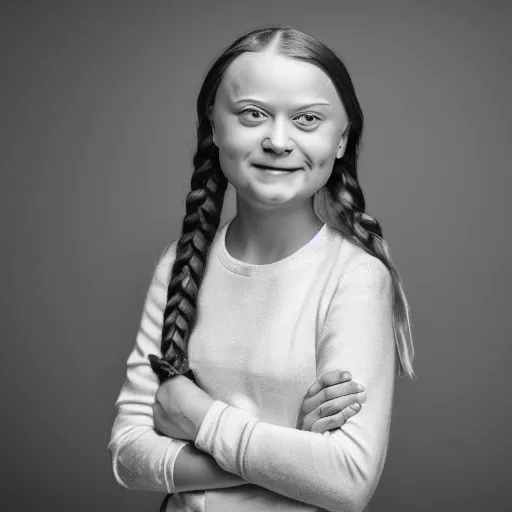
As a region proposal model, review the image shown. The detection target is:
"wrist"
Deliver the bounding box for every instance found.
[189,394,215,438]
[173,443,247,493]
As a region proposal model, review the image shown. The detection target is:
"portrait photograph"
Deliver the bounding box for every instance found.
[2,1,510,511]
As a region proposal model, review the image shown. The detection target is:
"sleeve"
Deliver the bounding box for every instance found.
[106,242,190,493]
[194,254,397,512]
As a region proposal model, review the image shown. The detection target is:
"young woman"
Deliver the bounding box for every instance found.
[108,25,414,512]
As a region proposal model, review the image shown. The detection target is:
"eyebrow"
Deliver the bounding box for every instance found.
[233,98,331,109]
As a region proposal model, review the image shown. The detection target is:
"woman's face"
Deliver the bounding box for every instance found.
[209,49,349,213]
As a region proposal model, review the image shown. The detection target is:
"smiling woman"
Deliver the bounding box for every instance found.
[210,47,349,214]
[107,25,414,512]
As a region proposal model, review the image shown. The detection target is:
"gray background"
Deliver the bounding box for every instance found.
[2,1,510,510]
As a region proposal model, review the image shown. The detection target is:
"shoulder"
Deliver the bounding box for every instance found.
[158,239,179,266]
[339,241,392,293]
[151,239,180,288]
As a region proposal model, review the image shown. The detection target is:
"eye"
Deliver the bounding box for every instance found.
[295,113,321,127]
[239,108,267,121]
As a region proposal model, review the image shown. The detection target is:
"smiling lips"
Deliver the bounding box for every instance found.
[253,164,300,171]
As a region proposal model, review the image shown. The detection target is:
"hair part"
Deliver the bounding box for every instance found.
[148,25,415,383]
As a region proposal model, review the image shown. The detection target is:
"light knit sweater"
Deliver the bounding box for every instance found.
[107,217,396,512]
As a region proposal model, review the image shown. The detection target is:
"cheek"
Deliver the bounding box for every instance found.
[217,127,256,180]
[304,135,338,169]
[217,120,257,158]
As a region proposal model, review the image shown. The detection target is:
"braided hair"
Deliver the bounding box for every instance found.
[147,129,227,383]
[316,161,415,378]
[149,25,415,383]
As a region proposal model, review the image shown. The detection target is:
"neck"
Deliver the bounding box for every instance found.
[225,196,325,265]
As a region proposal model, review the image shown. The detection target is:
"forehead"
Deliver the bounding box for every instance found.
[218,51,341,107]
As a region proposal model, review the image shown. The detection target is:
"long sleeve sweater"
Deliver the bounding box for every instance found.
[107,217,396,512]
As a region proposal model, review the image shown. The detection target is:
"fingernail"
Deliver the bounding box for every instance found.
[351,402,360,410]
[344,372,352,380]
[355,384,364,391]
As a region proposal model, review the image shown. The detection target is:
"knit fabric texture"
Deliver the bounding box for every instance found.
[107,217,396,512]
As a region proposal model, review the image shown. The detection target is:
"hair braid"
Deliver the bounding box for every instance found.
[322,162,415,378]
[148,134,227,384]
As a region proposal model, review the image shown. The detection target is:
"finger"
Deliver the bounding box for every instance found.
[306,370,351,397]
[323,381,365,402]
[318,392,367,418]
[300,409,319,432]
[311,404,361,434]
[306,370,351,398]
[301,391,366,431]
[302,380,364,416]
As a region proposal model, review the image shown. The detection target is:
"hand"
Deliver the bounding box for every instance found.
[153,375,214,441]
[297,370,367,434]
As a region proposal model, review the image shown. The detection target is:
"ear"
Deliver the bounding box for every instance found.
[336,124,350,159]
[208,107,217,147]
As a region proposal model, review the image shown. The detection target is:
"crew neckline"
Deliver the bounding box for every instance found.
[216,217,331,277]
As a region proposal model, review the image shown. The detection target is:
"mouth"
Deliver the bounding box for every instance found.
[252,164,300,172]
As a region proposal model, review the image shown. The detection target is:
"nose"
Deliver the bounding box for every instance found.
[262,117,294,154]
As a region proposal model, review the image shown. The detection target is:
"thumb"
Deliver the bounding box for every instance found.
[295,408,304,430]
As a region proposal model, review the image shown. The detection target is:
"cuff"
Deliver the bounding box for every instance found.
[194,400,258,477]
[194,400,229,451]
[164,439,190,494]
